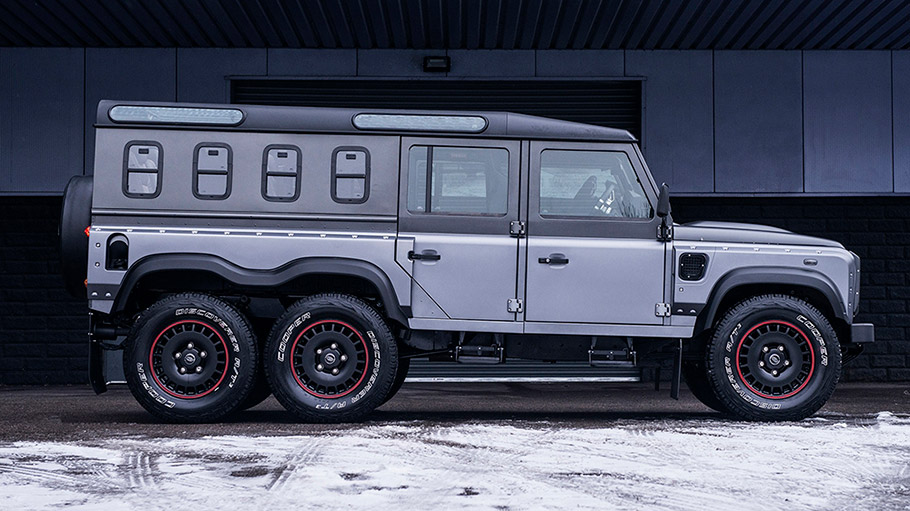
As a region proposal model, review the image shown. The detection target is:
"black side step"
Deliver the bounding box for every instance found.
[455,345,505,364]
[588,348,636,367]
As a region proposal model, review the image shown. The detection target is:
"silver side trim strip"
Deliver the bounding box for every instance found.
[93,208,397,222]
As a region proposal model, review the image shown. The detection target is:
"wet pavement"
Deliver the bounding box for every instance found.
[1,383,909,510]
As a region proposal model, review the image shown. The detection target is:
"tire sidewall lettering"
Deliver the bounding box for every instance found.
[136,361,176,408]
[277,312,311,363]
[796,314,828,366]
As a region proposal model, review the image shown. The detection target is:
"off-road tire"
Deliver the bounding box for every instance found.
[265,294,398,423]
[706,294,841,421]
[239,367,272,411]
[381,356,410,405]
[124,293,258,422]
[681,360,730,414]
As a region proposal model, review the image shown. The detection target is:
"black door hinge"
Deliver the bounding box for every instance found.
[510,221,526,237]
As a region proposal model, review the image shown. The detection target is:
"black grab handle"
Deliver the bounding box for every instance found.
[408,250,441,261]
[539,256,569,265]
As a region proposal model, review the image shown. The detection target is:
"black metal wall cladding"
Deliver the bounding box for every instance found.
[2,0,910,50]
[231,79,643,140]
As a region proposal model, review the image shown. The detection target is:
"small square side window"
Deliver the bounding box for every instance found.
[262,145,301,202]
[332,147,370,204]
[193,144,232,200]
[123,141,162,198]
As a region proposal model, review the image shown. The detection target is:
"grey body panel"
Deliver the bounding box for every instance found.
[675,221,844,248]
[399,233,519,321]
[670,240,857,320]
[87,225,410,316]
[525,236,666,325]
[93,128,400,217]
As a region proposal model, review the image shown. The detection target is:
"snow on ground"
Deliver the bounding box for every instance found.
[1,413,909,510]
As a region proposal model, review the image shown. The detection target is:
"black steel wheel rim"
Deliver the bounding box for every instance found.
[290,320,368,399]
[150,320,229,399]
[736,320,815,399]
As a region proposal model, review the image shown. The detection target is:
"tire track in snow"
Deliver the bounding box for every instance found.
[0,461,123,493]
[123,450,159,490]
[266,439,322,493]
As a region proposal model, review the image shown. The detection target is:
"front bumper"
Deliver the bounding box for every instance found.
[850,323,875,344]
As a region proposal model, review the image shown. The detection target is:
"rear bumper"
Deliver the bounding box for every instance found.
[850,323,875,344]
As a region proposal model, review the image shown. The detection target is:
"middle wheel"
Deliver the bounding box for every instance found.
[265,293,398,422]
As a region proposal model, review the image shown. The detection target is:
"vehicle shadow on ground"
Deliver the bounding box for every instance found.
[61,408,726,426]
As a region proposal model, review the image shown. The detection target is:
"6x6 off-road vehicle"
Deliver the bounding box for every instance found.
[60,101,873,423]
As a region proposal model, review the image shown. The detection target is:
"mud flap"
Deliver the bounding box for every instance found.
[88,314,107,395]
[670,339,682,400]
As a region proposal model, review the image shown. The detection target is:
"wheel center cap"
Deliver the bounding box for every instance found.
[183,352,197,365]
[324,352,337,364]
[768,353,781,366]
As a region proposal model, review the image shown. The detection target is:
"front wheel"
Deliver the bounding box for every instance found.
[265,294,398,423]
[706,294,841,421]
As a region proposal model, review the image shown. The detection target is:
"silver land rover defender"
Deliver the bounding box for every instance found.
[60,101,874,423]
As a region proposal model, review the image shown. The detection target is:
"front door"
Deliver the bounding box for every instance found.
[524,141,667,325]
[397,137,521,322]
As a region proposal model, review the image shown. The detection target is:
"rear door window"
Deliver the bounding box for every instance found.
[407,146,509,216]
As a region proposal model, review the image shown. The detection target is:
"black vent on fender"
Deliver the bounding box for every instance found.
[679,253,707,281]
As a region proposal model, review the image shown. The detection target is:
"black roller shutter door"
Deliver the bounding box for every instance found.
[231,79,642,140]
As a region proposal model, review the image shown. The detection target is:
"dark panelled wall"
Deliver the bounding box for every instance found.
[1,197,908,384]
[0,198,86,384]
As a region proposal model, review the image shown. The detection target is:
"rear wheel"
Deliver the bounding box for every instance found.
[124,293,258,422]
[265,294,398,423]
[706,294,841,421]
[239,367,272,411]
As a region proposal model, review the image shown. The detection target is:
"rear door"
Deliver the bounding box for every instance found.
[524,141,666,325]
[397,137,521,321]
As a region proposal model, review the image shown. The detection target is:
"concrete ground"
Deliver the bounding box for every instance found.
[1,382,909,510]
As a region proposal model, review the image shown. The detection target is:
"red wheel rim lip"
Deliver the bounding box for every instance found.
[290,319,369,399]
[149,320,230,400]
[735,320,816,400]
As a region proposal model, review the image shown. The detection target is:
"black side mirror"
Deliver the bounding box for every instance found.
[656,183,671,218]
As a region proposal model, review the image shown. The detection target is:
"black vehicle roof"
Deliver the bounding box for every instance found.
[95,100,637,143]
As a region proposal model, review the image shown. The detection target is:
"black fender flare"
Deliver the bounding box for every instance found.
[695,267,848,335]
[113,254,409,326]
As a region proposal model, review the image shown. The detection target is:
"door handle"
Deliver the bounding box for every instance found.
[539,255,569,265]
[408,250,441,261]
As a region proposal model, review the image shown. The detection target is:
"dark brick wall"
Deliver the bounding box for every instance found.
[0,197,86,384]
[0,196,908,384]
